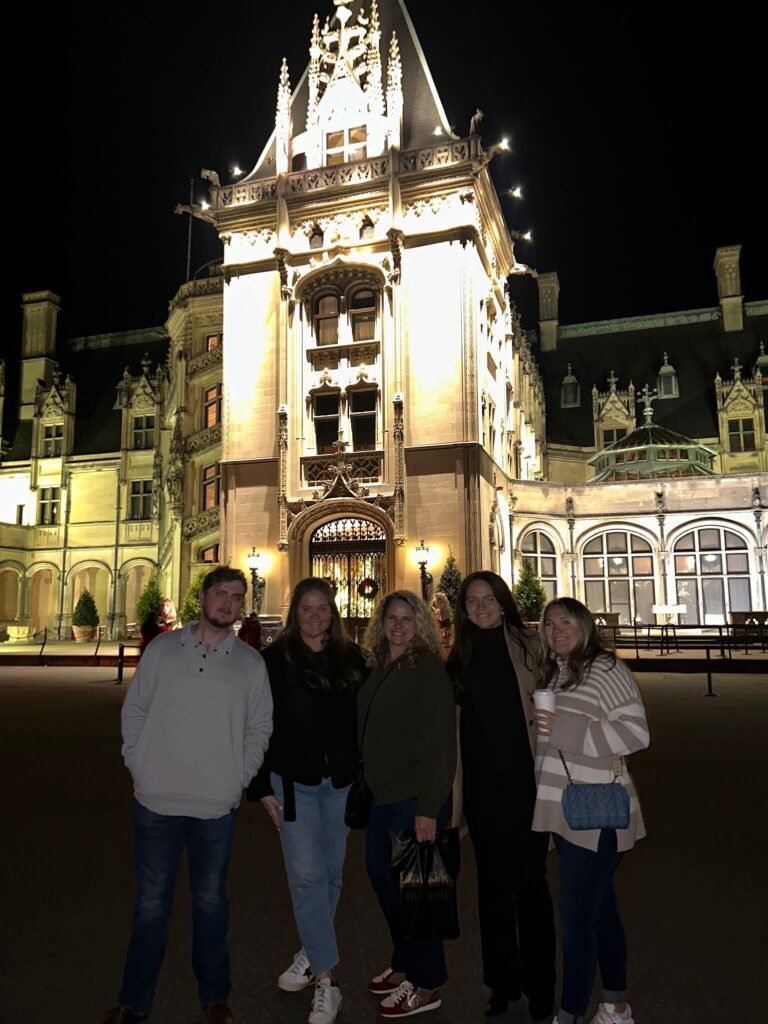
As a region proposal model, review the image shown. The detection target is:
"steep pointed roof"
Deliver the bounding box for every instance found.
[244,0,453,181]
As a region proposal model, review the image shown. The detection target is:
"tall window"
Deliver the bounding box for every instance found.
[350,289,376,341]
[582,531,656,624]
[325,125,367,165]
[204,383,222,427]
[521,532,558,600]
[561,365,580,408]
[314,295,339,345]
[349,390,376,451]
[201,463,220,510]
[674,527,751,625]
[38,487,60,525]
[727,417,755,452]
[129,480,153,520]
[42,423,63,457]
[601,427,627,448]
[132,415,155,450]
[313,394,340,454]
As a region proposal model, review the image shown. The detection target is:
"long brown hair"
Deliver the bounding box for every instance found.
[535,597,615,690]
[446,570,531,681]
[278,577,360,688]
[364,590,442,668]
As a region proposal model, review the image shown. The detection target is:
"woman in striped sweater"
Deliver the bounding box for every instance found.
[532,599,649,1024]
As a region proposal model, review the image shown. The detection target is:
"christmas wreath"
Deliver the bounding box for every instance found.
[357,577,379,599]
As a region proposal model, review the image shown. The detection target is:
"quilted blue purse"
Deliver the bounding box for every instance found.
[558,751,630,830]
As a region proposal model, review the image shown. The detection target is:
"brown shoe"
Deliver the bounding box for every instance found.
[203,1005,235,1024]
[101,1008,148,1024]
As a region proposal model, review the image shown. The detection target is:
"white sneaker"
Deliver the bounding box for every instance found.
[590,1003,634,1024]
[308,979,342,1024]
[278,948,314,992]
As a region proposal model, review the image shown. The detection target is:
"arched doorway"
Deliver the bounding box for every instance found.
[309,517,387,640]
[29,567,57,633]
[0,569,20,622]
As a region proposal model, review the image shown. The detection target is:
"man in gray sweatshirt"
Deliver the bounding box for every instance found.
[102,567,273,1024]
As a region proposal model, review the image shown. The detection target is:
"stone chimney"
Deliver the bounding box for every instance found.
[537,272,560,351]
[20,291,60,419]
[713,245,743,333]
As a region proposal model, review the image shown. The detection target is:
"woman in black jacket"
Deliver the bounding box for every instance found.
[247,578,365,1024]
[446,571,556,1022]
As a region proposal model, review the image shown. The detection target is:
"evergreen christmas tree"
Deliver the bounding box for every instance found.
[135,575,163,626]
[72,589,99,626]
[180,567,212,624]
[513,558,547,623]
[437,548,462,610]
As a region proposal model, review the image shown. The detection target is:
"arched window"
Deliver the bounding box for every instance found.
[657,352,679,399]
[314,294,339,346]
[349,288,376,341]
[560,364,580,408]
[673,526,751,624]
[582,531,656,624]
[521,531,558,600]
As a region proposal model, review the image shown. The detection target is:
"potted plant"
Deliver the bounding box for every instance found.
[513,559,547,626]
[72,589,99,642]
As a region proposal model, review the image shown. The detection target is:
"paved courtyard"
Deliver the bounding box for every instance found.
[0,664,765,1024]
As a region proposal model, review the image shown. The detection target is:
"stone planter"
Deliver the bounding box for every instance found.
[72,625,97,643]
[7,625,36,642]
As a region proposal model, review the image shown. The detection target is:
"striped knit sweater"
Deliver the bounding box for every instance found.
[531,654,649,852]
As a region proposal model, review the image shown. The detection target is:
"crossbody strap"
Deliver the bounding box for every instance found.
[558,749,623,783]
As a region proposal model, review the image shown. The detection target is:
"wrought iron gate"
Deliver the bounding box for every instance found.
[309,517,387,640]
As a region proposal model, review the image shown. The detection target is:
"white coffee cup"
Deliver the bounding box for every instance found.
[533,688,556,714]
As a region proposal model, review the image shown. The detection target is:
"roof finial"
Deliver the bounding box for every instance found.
[731,356,742,380]
[607,369,618,391]
[639,383,657,423]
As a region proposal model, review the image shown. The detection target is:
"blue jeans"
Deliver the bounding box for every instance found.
[553,830,627,1022]
[365,795,452,991]
[118,800,237,1015]
[271,773,350,975]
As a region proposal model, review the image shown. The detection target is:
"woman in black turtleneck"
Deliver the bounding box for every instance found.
[446,571,555,1023]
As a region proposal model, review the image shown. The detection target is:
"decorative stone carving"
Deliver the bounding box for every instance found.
[278,406,289,550]
[392,393,405,544]
[188,346,223,378]
[183,506,220,538]
[185,422,222,456]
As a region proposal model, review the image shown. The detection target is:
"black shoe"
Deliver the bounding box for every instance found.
[528,995,555,1023]
[485,989,520,1017]
[101,1008,148,1024]
[203,1005,235,1024]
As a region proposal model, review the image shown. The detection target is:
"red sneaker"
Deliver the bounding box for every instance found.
[379,981,442,1017]
[369,968,405,995]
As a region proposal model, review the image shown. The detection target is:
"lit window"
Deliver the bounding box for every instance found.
[129,480,153,520]
[313,393,340,454]
[38,487,60,525]
[132,415,155,450]
[42,423,63,457]
[201,463,220,509]
[206,334,221,351]
[350,289,376,341]
[582,531,655,624]
[204,383,222,428]
[200,544,220,563]
[673,527,751,625]
[521,532,558,600]
[350,390,377,451]
[314,295,339,345]
[325,125,367,165]
[727,417,755,452]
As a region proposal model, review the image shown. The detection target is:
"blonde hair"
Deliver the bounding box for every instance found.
[364,589,443,667]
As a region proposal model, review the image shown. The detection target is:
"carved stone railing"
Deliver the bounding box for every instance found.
[169,277,224,310]
[210,140,473,210]
[185,422,222,457]
[183,506,220,538]
[188,346,223,378]
[302,451,383,488]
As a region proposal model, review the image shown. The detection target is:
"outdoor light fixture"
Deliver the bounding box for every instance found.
[414,539,433,603]
[510,185,523,199]
[201,200,210,211]
[232,165,242,175]
[246,547,265,614]
[433,126,442,136]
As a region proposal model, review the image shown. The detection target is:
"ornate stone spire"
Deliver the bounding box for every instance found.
[639,384,657,423]
[386,31,403,148]
[307,13,321,129]
[366,0,384,117]
[275,57,291,174]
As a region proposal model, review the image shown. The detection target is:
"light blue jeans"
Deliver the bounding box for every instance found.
[271,772,351,975]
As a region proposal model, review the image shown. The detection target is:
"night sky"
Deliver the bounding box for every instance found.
[7,1,765,353]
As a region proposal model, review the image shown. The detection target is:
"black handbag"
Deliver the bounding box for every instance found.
[390,827,461,940]
[344,664,395,829]
[558,750,630,830]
